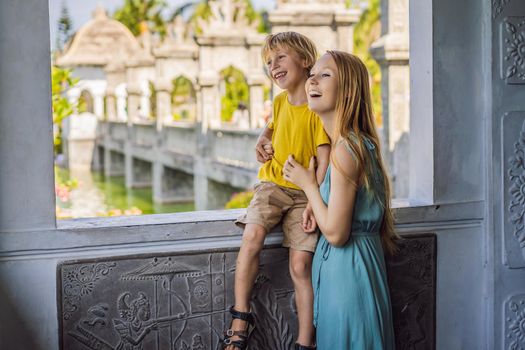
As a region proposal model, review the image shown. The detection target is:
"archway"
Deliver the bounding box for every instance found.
[171,76,196,121]
[219,66,249,124]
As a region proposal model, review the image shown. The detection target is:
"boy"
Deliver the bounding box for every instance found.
[223,32,330,350]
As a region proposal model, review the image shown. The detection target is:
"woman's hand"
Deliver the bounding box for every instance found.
[302,203,317,233]
[283,155,317,191]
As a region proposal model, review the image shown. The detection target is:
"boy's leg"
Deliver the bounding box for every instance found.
[234,223,267,312]
[289,249,316,347]
[225,223,266,349]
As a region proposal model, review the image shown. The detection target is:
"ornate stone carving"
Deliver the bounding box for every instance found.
[386,234,436,350]
[58,250,296,349]
[501,17,525,84]
[198,0,258,36]
[56,6,142,67]
[504,112,525,267]
[505,294,525,349]
[59,235,436,349]
[493,0,512,19]
[62,262,116,320]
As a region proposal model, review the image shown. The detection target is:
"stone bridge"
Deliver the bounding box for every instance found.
[91,120,260,210]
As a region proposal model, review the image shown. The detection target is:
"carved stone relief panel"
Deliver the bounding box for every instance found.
[503,111,525,268]
[500,16,525,84]
[493,0,512,19]
[386,234,436,350]
[59,248,296,350]
[504,294,525,349]
[58,235,436,350]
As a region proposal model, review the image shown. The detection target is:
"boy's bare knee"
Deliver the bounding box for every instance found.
[289,258,312,281]
[241,224,266,252]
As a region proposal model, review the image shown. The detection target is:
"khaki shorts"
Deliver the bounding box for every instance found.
[235,182,319,252]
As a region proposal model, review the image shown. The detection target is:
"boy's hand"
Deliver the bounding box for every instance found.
[255,135,274,163]
[302,203,317,233]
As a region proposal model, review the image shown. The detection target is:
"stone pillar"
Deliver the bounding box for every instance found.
[197,71,220,130]
[0,0,55,231]
[247,37,266,129]
[269,2,361,54]
[93,90,105,119]
[127,84,142,125]
[105,88,117,121]
[248,75,266,129]
[153,164,194,204]
[155,79,171,130]
[116,85,128,122]
[335,12,357,53]
[370,0,410,198]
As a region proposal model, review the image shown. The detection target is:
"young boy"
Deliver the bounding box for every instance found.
[223,32,330,350]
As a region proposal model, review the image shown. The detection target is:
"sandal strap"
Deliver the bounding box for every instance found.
[229,306,254,324]
[224,329,248,338]
[222,337,246,349]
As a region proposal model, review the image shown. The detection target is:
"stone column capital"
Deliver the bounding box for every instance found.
[247,73,267,86]
[197,71,219,87]
[127,84,143,96]
[155,80,172,92]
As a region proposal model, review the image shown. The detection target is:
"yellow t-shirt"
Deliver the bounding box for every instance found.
[258,91,330,190]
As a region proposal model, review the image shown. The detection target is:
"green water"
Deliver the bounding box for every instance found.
[56,168,194,218]
[90,172,195,214]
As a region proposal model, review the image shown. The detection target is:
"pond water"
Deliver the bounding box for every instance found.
[55,167,194,219]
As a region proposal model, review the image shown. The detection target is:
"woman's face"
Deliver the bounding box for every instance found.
[305,53,338,116]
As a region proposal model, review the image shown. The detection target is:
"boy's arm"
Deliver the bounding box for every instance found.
[302,144,331,233]
[255,124,274,163]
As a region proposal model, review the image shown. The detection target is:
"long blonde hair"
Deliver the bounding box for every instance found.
[327,50,399,255]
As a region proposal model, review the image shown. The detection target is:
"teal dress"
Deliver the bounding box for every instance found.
[312,137,395,350]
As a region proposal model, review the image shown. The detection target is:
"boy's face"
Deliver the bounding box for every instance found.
[266,46,308,90]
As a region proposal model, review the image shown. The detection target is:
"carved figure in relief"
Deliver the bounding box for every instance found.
[225,32,331,350]
[113,292,158,350]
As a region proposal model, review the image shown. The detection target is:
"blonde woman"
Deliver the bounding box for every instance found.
[283,51,397,349]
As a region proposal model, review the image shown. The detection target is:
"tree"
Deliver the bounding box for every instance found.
[188,0,268,35]
[52,66,83,154]
[220,66,249,122]
[56,1,73,51]
[353,0,382,125]
[113,0,168,37]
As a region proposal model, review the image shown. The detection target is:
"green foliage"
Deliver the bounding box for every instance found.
[52,66,85,153]
[172,76,195,106]
[171,76,196,121]
[56,2,73,50]
[353,0,383,125]
[113,0,168,37]
[189,2,212,35]
[149,81,157,119]
[189,0,268,35]
[220,66,249,122]
[225,190,254,209]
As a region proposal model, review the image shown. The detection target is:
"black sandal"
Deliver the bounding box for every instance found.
[295,343,317,350]
[222,306,255,349]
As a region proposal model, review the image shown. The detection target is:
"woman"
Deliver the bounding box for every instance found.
[283,51,397,349]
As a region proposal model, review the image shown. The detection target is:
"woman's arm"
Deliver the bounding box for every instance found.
[301,144,331,232]
[284,142,359,246]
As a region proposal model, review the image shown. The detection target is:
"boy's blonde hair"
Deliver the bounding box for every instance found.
[262,32,318,71]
